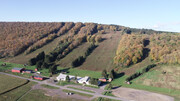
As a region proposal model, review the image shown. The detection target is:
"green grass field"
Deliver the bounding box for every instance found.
[0,74,28,94]
[57,43,91,67]
[79,33,122,71]
[0,61,51,77]
[67,87,95,93]
[102,91,115,97]
[41,84,59,89]
[134,65,180,90]
[0,74,36,101]
[109,65,180,101]
[92,97,120,101]
[62,89,93,97]
[57,67,102,78]
[19,89,83,101]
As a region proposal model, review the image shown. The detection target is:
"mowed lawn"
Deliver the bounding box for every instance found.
[57,43,91,67]
[0,61,36,72]
[79,32,122,71]
[57,67,102,78]
[0,74,36,101]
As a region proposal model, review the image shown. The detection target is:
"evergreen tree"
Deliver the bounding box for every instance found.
[29,58,36,66]
[107,83,112,90]
[41,62,49,69]
[36,51,45,61]
[109,69,115,79]
[36,61,43,70]
[66,75,70,82]
[102,69,108,79]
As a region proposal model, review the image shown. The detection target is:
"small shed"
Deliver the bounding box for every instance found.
[99,78,107,82]
[12,68,25,73]
[33,76,44,80]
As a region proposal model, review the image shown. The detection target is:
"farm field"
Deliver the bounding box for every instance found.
[0,74,28,94]
[0,74,36,101]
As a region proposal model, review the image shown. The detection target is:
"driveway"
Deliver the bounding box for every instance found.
[0,72,129,101]
[112,87,174,101]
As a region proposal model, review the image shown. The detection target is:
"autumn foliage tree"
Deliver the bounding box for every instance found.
[114,34,146,67]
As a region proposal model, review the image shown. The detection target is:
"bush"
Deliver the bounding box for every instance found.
[89,78,99,85]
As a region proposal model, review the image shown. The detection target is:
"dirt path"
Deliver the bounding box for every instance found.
[112,87,174,101]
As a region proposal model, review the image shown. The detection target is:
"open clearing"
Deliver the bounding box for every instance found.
[112,87,174,101]
[134,65,180,90]
[57,43,91,67]
[0,74,27,94]
[0,74,35,101]
[79,31,122,71]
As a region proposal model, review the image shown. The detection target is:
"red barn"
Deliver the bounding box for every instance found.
[33,76,44,80]
[12,68,25,73]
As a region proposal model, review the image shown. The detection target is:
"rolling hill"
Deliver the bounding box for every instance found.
[0,22,180,100]
[0,22,179,72]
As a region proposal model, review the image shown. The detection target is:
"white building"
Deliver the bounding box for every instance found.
[56,73,93,85]
[56,73,81,81]
[77,76,90,85]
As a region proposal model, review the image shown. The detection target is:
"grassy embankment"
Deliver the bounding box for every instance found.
[62,89,93,97]
[67,87,95,93]
[92,97,120,101]
[41,84,59,89]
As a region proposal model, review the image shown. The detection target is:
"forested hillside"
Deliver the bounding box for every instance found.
[114,33,180,69]
[149,34,180,64]
[0,22,63,58]
[0,22,179,71]
[114,34,146,67]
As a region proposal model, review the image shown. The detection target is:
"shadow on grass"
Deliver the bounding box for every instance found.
[112,85,121,89]
[115,72,125,78]
[55,68,70,74]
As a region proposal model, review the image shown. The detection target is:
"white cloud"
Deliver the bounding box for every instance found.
[150,22,180,32]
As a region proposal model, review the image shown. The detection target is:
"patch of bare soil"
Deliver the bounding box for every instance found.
[112,87,174,101]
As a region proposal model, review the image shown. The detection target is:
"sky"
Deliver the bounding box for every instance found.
[0,0,180,32]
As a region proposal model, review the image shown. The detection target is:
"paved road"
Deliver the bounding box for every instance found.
[0,72,131,101]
